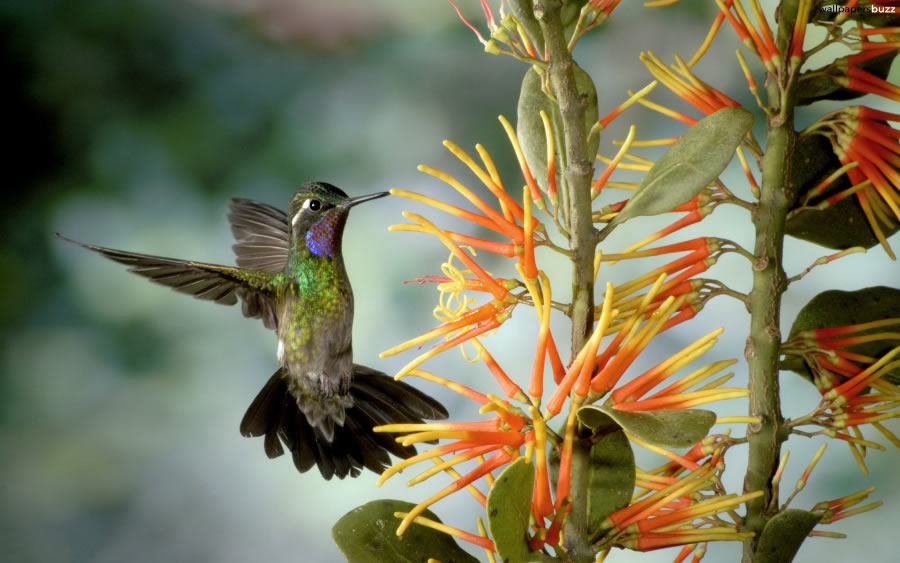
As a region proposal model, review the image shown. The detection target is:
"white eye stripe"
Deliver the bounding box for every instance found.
[292,198,323,226]
[303,198,322,211]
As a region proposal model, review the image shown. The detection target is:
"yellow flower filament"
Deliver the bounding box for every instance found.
[390,188,506,236]
[417,164,524,243]
[612,327,725,403]
[408,445,500,486]
[546,284,616,415]
[394,449,514,536]
[539,109,558,205]
[687,11,725,66]
[531,406,553,519]
[592,125,637,198]
[498,115,545,208]
[599,81,658,129]
[649,358,738,398]
[393,512,495,550]
[443,139,520,224]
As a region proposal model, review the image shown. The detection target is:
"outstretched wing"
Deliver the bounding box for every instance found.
[57,234,280,329]
[227,198,290,273]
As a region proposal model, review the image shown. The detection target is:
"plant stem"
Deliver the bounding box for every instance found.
[741,1,800,560]
[534,1,596,561]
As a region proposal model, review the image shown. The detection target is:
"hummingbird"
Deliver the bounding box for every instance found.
[57,181,447,479]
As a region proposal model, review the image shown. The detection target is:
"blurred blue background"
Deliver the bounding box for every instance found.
[3,1,898,561]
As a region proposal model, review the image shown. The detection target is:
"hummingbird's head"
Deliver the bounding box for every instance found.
[288,181,389,258]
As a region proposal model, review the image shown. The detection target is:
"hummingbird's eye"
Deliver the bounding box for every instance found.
[307,198,322,212]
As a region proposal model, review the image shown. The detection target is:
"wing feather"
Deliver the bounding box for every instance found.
[227,198,290,273]
[57,234,279,323]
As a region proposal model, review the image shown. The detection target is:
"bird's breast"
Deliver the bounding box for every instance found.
[275,260,354,394]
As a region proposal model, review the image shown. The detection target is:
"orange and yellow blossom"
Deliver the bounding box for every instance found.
[377,103,749,555]
[784,319,900,471]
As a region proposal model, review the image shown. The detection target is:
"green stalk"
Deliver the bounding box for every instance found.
[741,1,800,560]
[534,1,596,561]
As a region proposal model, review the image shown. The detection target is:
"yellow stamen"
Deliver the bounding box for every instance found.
[653,358,738,397]
[797,443,827,490]
[688,10,725,66]
[634,95,695,125]
[593,125,637,199]
[873,421,900,448]
[696,372,735,391]
[443,140,514,222]
[620,388,750,410]
[596,154,649,171]
[615,138,677,147]
[390,188,500,234]
[498,114,544,208]
[539,109,557,204]
[772,449,790,490]
[653,491,764,532]
[477,517,496,563]
[417,164,520,240]
[599,81,658,129]
[409,448,496,486]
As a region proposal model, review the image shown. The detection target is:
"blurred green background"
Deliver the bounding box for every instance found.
[3,1,898,561]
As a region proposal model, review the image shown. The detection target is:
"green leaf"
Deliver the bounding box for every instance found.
[754,509,822,563]
[517,64,599,195]
[599,406,716,448]
[333,499,478,563]
[786,191,899,252]
[786,133,843,208]
[608,107,753,227]
[785,134,900,249]
[487,457,539,563]
[586,426,636,535]
[787,286,900,383]
[576,405,619,432]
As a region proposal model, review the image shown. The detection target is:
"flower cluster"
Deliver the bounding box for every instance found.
[374,101,752,556]
[784,319,900,472]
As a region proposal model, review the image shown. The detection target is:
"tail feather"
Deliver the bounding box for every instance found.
[240,365,447,479]
[352,364,449,420]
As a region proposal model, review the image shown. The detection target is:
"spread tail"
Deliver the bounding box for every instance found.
[239,365,448,479]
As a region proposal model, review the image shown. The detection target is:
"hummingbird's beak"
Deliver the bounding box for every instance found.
[342,191,390,209]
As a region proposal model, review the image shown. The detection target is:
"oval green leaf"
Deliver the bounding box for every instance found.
[754,509,821,563]
[599,406,716,448]
[586,426,636,536]
[608,107,753,227]
[517,64,599,195]
[487,457,538,563]
[787,286,900,383]
[333,499,479,563]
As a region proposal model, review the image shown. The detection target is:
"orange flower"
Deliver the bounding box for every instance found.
[599,463,761,552]
[785,320,900,471]
[374,371,527,535]
[812,487,883,525]
[714,0,780,73]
